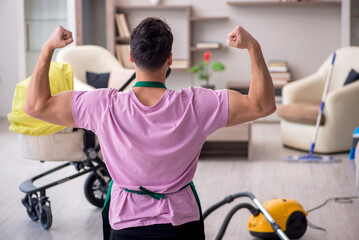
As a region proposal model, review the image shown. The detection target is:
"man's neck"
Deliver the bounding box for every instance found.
[134,67,167,83]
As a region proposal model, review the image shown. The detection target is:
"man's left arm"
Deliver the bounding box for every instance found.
[24,26,76,127]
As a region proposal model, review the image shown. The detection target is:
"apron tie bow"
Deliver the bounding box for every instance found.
[123,186,165,200]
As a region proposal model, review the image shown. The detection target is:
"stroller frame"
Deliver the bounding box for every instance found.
[19,130,111,230]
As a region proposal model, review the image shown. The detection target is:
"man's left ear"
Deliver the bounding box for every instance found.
[168,53,173,66]
[129,51,134,63]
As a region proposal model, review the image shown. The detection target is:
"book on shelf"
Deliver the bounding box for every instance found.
[115,13,130,38]
[270,72,291,81]
[115,44,134,69]
[195,42,221,49]
[267,60,288,72]
[172,59,189,69]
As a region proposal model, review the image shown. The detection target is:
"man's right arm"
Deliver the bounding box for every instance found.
[226,26,276,127]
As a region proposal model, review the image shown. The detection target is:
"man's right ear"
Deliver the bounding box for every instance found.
[167,53,173,66]
[129,51,134,63]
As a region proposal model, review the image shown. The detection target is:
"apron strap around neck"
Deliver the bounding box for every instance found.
[133,81,167,89]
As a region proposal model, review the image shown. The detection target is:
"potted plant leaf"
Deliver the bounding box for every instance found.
[190,52,225,89]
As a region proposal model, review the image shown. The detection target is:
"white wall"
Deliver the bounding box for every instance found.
[0,0,25,118]
[341,0,350,46]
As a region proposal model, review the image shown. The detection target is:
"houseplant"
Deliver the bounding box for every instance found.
[190,52,225,89]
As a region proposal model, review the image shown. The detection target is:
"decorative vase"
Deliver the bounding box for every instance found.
[150,0,160,5]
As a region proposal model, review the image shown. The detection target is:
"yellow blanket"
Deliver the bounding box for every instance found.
[7,62,73,136]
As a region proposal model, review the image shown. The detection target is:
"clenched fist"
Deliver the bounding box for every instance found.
[227,26,258,50]
[46,26,73,50]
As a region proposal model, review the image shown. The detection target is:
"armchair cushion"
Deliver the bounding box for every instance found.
[86,71,110,89]
[277,102,324,125]
[344,69,359,86]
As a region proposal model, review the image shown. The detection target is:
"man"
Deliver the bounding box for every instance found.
[24,17,275,240]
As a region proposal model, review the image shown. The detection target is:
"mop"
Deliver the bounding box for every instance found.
[282,52,341,163]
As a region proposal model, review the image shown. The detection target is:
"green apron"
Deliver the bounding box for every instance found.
[101,81,202,239]
[102,180,202,240]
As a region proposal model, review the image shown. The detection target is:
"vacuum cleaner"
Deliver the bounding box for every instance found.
[204,192,307,240]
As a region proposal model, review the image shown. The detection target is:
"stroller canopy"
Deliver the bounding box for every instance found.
[7,62,73,136]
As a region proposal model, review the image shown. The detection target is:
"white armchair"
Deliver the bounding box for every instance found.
[278,47,359,153]
[56,45,134,91]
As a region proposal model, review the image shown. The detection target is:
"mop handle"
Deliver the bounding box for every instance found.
[252,198,290,240]
[309,52,336,155]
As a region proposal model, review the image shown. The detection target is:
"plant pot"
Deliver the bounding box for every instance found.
[201,84,215,90]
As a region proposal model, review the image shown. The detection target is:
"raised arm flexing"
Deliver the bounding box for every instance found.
[24,26,76,127]
[226,26,276,126]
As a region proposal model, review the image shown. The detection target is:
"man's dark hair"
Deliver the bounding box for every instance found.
[130,17,173,71]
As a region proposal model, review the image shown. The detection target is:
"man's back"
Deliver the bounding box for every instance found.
[72,86,228,230]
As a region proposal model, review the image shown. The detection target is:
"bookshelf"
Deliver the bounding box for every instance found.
[105,2,230,70]
[105,5,190,70]
[190,15,228,67]
[226,1,342,7]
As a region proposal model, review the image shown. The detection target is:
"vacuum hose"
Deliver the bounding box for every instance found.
[215,203,259,240]
[203,192,256,219]
[203,192,290,240]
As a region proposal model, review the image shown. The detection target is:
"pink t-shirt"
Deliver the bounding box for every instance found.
[72,87,228,230]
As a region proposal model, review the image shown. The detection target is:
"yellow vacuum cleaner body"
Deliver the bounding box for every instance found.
[248,198,308,239]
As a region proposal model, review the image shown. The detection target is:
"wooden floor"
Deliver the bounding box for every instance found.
[0,117,358,240]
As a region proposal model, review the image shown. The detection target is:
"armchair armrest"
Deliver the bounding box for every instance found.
[282,73,324,105]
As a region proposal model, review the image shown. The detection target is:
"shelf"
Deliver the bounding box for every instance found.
[115,36,130,42]
[117,5,190,10]
[226,1,341,6]
[190,16,229,22]
[171,66,189,70]
[227,81,284,96]
[191,46,227,52]
[171,59,189,70]
[25,18,67,22]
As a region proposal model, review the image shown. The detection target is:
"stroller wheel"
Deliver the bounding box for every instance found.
[84,168,111,208]
[22,197,39,221]
[40,204,52,230]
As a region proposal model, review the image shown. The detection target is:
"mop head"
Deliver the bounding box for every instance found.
[282,154,341,163]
